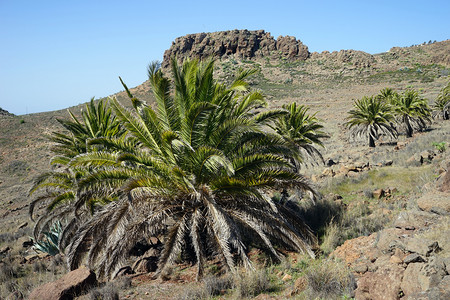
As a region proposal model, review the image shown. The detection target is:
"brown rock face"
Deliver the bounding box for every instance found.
[416,191,450,215]
[29,266,97,300]
[162,29,309,68]
[355,264,404,300]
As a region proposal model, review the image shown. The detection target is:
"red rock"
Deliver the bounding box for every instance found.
[28,266,97,300]
[354,264,404,300]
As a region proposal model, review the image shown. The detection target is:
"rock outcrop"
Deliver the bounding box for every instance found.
[0,107,14,117]
[29,266,97,300]
[162,29,309,68]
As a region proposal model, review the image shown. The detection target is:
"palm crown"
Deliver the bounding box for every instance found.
[433,81,450,120]
[346,96,397,147]
[391,89,431,137]
[272,102,328,170]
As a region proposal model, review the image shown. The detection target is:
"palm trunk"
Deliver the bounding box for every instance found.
[405,116,413,138]
[368,135,375,147]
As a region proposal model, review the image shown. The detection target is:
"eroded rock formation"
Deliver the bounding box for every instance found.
[162,29,309,68]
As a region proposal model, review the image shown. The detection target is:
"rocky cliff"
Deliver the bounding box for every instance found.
[162,29,309,68]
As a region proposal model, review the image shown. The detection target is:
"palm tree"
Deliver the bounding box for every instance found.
[346,96,397,147]
[391,89,432,137]
[271,102,328,171]
[376,87,398,103]
[433,81,450,120]
[50,59,318,280]
[29,98,124,243]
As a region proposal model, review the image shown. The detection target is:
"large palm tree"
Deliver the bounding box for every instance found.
[47,59,318,280]
[391,89,432,137]
[346,96,397,147]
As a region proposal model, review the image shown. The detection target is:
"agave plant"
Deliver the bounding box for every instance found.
[49,59,319,280]
[346,96,397,147]
[32,220,63,256]
[391,89,432,137]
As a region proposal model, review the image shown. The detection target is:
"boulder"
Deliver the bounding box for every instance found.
[416,191,450,215]
[322,168,335,177]
[0,246,10,255]
[354,264,404,300]
[29,266,97,300]
[405,238,441,256]
[132,248,159,273]
[401,263,427,296]
[403,253,426,264]
[372,189,385,199]
[288,276,307,296]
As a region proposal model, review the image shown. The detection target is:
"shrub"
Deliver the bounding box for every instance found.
[88,283,119,300]
[233,269,273,298]
[203,274,233,297]
[432,141,446,153]
[304,258,356,299]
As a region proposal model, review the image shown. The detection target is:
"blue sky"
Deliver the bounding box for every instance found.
[0,0,449,115]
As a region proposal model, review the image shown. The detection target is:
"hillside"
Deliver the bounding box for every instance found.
[0,30,449,299]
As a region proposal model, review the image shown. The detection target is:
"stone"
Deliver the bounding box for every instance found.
[114,266,134,278]
[406,154,423,166]
[382,160,393,166]
[288,276,307,296]
[132,248,159,273]
[322,167,335,177]
[390,255,403,264]
[437,169,449,192]
[372,189,385,199]
[416,191,450,215]
[401,262,426,296]
[353,264,369,273]
[354,264,404,300]
[29,266,97,300]
[326,158,337,166]
[393,210,438,230]
[405,238,439,256]
[22,239,33,248]
[403,253,425,264]
[0,246,10,255]
[17,222,28,230]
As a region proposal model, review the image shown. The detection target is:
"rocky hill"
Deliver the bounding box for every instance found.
[163,29,450,70]
[162,29,309,67]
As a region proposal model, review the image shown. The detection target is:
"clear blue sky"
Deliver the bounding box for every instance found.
[1,0,449,115]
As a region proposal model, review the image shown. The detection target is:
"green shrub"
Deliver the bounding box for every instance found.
[432,141,446,153]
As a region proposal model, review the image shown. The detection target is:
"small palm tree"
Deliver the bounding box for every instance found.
[433,82,450,120]
[271,102,328,171]
[29,98,124,243]
[346,96,397,147]
[391,89,432,137]
[44,59,318,280]
[376,87,398,103]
